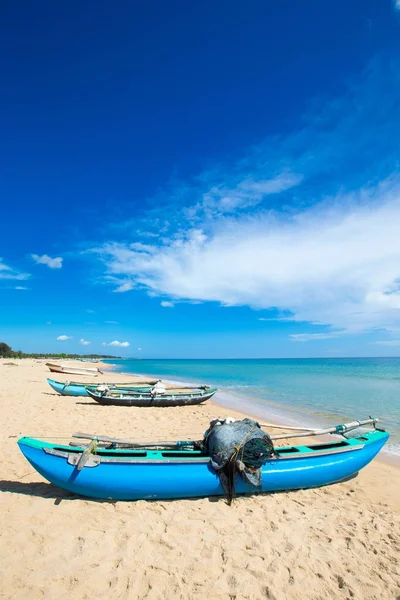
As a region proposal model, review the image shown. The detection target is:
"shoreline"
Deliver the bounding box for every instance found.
[105,361,400,466]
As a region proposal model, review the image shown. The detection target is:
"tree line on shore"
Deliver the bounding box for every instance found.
[0,342,119,360]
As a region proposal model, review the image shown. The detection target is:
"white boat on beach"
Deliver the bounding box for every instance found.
[46,362,103,376]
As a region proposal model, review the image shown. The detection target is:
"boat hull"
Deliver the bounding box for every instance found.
[86,388,217,406]
[46,363,102,375]
[47,378,155,397]
[17,430,389,501]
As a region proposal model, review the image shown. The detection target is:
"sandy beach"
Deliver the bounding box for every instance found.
[0,359,399,600]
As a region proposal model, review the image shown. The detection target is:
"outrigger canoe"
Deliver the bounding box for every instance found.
[47,378,160,397]
[17,423,388,501]
[86,386,217,407]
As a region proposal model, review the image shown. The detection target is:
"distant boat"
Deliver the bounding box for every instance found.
[79,358,100,363]
[86,385,217,407]
[46,363,103,376]
[47,378,160,397]
[17,425,388,501]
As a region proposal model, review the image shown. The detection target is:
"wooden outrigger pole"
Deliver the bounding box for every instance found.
[269,418,379,441]
[70,418,380,448]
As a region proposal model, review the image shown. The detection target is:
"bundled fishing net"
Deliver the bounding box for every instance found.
[202,418,277,504]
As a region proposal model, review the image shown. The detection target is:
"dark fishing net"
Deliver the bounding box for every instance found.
[202,418,277,504]
[240,436,275,469]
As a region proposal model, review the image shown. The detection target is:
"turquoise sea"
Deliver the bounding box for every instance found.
[105,358,400,458]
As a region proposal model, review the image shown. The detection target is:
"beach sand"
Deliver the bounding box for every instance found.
[0,359,399,600]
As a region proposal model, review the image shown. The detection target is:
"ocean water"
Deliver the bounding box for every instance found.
[105,358,400,457]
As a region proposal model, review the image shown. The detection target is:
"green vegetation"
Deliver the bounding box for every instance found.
[0,342,119,359]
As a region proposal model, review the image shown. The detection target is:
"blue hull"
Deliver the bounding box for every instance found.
[47,378,153,397]
[47,379,91,396]
[18,431,388,501]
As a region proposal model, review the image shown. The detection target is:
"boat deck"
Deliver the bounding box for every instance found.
[19,431,384,463]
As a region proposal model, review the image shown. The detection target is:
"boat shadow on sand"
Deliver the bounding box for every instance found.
[0,479,96,504]
[74,401,102,406]
[0,475,358,506]
[0,479,225,504]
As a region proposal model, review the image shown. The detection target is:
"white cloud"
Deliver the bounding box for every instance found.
[160,301,174,308]
[137,347,142,351]
[0,258,30,281]
[57,335,72,341]
[113,282,134,293]
[86,309,95,313]
[13,286,29,290]
[0,259,13,274]
[373,340,400,346]
[103,340,130,347]
[105,320,119,324]
[80,338,91,346]
[394,0,400,12]
[31,254,63,269]
[96,178,400,334]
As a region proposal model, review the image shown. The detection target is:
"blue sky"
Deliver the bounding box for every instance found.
[1,1,400,358]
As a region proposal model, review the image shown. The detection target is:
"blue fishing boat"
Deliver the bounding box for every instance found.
[47,378,159,397]
[86,386,217,406]
[17,423,388,501]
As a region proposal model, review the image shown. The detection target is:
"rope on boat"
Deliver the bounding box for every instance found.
[61,381,71,392]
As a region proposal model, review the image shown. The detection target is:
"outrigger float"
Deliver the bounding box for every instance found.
[17,418,388,501]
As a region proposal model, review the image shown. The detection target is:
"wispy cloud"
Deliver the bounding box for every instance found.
[13,286,29,290]
[57,335,72,341]
[92,58,400,335]
[373,339,400,346]
[80,338,91,345]
[192,171,303,216]
[105,320,119,324]
[0,258,30,281]
[95,179,400,333]
[31,254,63,269]
[161,301,174,308]
[102,340,130,347]
[290,333,340,342]
[394,0,400,12]
[105,58,400,237]
[113,281,134,293]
